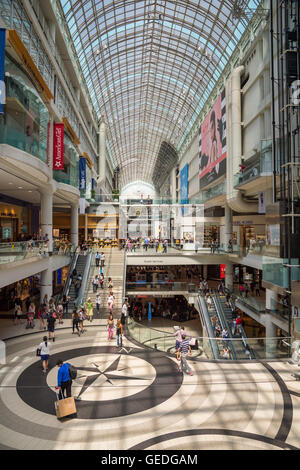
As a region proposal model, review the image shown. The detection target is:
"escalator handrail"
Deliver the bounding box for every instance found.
[75,251,93,308]
[197,295,220,360]
[227,292,257,360]
[213,292,237,360]
[63,245,79,298]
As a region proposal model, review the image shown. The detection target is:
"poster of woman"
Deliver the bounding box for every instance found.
[199,90,226,188]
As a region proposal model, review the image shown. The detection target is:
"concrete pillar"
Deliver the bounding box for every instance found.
[40,267,52,303]
[224,202,232,251]
[70,203,79,247]
[266,288,278,311]
[265,314,278,359]
[98,119,106,182]
[225,262,233,291]
[40,188,53,252]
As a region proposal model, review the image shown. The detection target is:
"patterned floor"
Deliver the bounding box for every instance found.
[0,323,300,450]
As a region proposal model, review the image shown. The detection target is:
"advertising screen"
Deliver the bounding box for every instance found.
[199,89,226,189]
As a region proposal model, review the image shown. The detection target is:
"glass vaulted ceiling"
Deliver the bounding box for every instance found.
[58,0,261,188]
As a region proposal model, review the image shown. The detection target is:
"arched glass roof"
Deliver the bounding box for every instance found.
[58,0,262,188]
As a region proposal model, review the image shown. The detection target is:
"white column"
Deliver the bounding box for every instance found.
[266,288,278,310]
[40,188,53,252]
[70,204,79,247]
[225,262,233,291]
[40,267,52,303]
[265,314,277,359]
[224,202,232,251]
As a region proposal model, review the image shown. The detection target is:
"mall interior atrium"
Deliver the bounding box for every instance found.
[0,0,300,452]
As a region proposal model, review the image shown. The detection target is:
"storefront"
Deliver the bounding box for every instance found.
[233,264,263,289]
[0,275,40,311]
[0,201,35,241]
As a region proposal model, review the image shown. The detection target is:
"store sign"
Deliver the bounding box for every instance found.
[53,123,64,170]
[220,264,226,279]
[0,29,6,114]
[79,157,86,190]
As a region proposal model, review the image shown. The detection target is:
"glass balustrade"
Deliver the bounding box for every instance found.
[0,241,74,264]
[127,318,292,360]
[0,55,49,165]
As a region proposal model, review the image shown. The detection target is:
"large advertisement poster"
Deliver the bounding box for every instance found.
[199,89,226,189]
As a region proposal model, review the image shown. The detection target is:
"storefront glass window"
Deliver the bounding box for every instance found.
[0,55,49,163]
[53,132,79,187]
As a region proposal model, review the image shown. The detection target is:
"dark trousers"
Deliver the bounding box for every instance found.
[96,259,99,266]
[72,321,79,333]
[60,379,72,399]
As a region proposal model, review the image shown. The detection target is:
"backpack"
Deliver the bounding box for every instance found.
[68,363,77,380]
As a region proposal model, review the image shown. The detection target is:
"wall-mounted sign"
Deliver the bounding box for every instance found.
[53,123,64,170]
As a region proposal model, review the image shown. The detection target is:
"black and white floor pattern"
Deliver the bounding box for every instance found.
[0,324,300,450]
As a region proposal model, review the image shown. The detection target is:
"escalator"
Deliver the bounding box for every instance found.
[62,250,91,315]
[216,292,256,360]
[197,296,220,359]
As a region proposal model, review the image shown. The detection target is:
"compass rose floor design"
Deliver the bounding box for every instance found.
[1,323,300,450]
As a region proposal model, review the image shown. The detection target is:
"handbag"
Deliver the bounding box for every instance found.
[36,348,41,357]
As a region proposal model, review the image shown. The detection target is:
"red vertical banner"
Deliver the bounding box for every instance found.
[220,264,226,279]
[53,123,64,170]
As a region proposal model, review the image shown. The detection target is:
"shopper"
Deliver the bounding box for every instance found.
[37,305,46,330]
[222,347,230,360]
[116,319,123,347]
[100,252,105,267]
[78,307,85,333]
[72,310,81,336]
[85,297,94,322]
[95,251,100,267]
[55,360,72,399]
[57,301,64,324]
[255,284,260,296]
[14,304,23,325]
[96,294,101,314]
[38,336,50,373]
[107,292,115,315]
[62,295,69,315]
[107,277,113,290]
[177,335,193,375]
[107,314,114,340]
[47,311,56,342]
[99,273,104,289]
[92,276,98,293]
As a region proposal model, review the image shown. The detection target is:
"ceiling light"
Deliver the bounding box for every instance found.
[18,186,23,189]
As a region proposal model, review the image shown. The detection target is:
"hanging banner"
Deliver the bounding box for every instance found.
[79,157,87,190]
[199,89,226,189]
[79,197,86,214]
[0,29,6,114]
[53,123,64,170]
[258,191,266,214]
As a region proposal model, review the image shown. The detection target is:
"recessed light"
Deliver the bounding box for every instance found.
[18,186,23,189]
[28,190,32,193]
[8,182,13,185]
